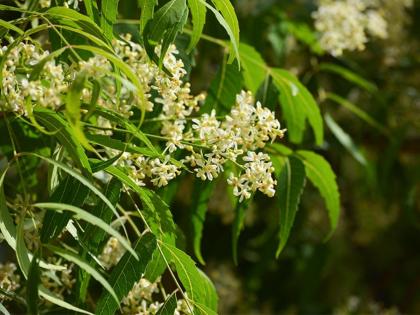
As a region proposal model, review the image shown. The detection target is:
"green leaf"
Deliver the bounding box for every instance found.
[94,108,159,154]
[268,143,293,156]
[81,178,122,254]
[192,302,218,315]
[100,0,120,40]
[33,202,138,260]
[105,166,177,244]
[0,19,24,35]
[319,63,377,93]
[16,219,31,278]
[144,249,167,282]
[0,303,10,315]
[46,6,107,43]
[156,292,177,315]
[190,180,215,265]
[95,232,157,315]
[271,68,324,145]
[202,61,242,114]
[27,255,40,315]
[38,287,93,315]
[325,113,367,165]
[325,92,387,135]
[90,154,123,173]
[66,72,85,125]
[0,168,17,251]
[296,150,340,237]
[232,200,248,265]
[187,0,206,51]
[144,0,188,65]
[86,133,156,157]
[83,0,100,23]
[66,72,94,151]
[160,241,218,311]
[196,269,218,310]
[271,70,306,143]
[34,109,92,173]
[28,153,118,220]
[276,156,306,257]
[200,0,240,65]
[47,245,120,306]
[239,43,267,93]
[41,176,90,242]
[138,0,157,35]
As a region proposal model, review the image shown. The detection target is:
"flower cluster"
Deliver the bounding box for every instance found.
[122,277,192,315]
[118,90,285,201]
[185,91,284,200]
[0,262,20,301]
[312,0,388,56]
[1,42,68,115]
[98,236,127,269]
[1,34,286,202]
[41,258,75,300]
[227,152,276,201]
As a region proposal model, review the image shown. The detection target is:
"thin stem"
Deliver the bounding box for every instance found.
[182,28,228,48]
[116,204,142,237]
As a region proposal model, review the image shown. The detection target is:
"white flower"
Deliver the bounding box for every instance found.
[312,0,389,56]
[150,156,181,187]
[366,10,388,39]
[39,0,51,8]
[192,109,220,140]
[194,154,222,181]
[98,237,126,269]
[0,263,20,300]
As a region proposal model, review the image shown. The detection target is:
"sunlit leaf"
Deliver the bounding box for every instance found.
[200,0,240,65]
[143,0,188,65]
[271,68,324,145]
[34,109,92,173]
[138,0,157,35]
[156,291,177,315]
[187,0,206,51]
[83,0,100,23]
[0,19,24,35]
[239,43,267,93]
[296,150,340,237]
[100,0,119,40]
[160,241,218,311]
